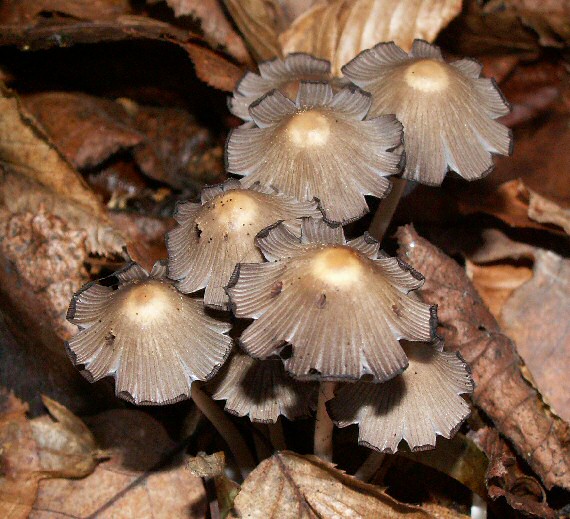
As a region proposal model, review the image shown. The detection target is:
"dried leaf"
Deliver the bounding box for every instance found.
[232,451,433,518]
[0,391,40,519]
[526,187,570,234]
[396,225,570,491]
[155,0,252,64]
[0,392,101,519]
[22,93,143,170]
[32,409,206,518]
[223,0,284,61]
[501,250,570,423]
[472,427,556,518]
[279,0,462,75]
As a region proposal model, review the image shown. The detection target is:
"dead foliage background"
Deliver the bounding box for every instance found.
[0,1,568,518]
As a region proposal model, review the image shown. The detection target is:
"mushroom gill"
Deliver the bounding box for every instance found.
[328,341,474,453]
[227,81,403,224]
[166,179,320,310]
[342,39,512,185]
[227,218,436,382]
[66,261,232,405]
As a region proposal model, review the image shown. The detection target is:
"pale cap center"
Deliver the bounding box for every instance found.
[404,59,449,92]
[286,110,331,148]
[208,191,260,231]
[123,281,174,322]
[310,246,363,287]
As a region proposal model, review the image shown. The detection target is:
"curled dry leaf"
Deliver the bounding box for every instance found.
[152,0,251,64]
[32,409,206,518]
[186,451,226,478]
[231,450,433,518]
[501,250,570,423]
[279,0,463,75]
[396,225,570,491]
[472,427,556,519]
[0,392,101,519]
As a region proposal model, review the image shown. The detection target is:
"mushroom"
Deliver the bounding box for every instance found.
[230,53,332,121]
[207,350,318,423]
[166,179,320,310]
[226,81,403,224]
[342,39,512,185]
[328,341,474,453]
[226,218,436,382]
[66,261,232,405]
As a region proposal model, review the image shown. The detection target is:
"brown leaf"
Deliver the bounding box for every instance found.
[223,0,285,61]
[186,451,226,478]
[184,41,246,92]
[0,392,101,519]
[496,0,570,47]
[0,0,133,23]
[279,0,462,75]
[232,450,434,518]
[472,427,556,518]
[526,187,570,234]
[396,225,570,491]
[0,391,40,519]
[154,0,252,64]
[501,250,570,423]
[22,92,143,170]
[31,409,206,518]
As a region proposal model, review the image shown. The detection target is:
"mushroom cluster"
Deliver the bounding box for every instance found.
[66,39,512,464]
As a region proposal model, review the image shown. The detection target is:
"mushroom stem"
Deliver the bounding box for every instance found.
[268,419,287,451]
[314,381,336,461]
[369,178,408,241]
[354,451,386,482]
[191,384,256,479]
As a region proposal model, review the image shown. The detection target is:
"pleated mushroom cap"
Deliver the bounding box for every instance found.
[230,53,332,121]
[342,39,512,185]
[227,81,403,224]
[207,350,318,423]
[227,219,437,382]
[166,179,321,310]
[66,261,232,405]
[328,341,474,453]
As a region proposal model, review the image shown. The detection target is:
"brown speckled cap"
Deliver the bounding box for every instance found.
[328,341,474,453]
[166,179,321,310]
[227,81,403,224]
[207,350,318,423]
[66,261,232,405]
[227,218,436,382]
[230,53,332,121]
[342,39,512,185]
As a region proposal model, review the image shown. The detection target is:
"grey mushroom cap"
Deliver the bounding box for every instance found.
[227,218,436,382]
[66,261,232,405]
[230,53,332,121]
[342,39,512,185]
[207,350,318,423]
[166,179,321,310]
[227,81,403,224]
[328,341,474,453]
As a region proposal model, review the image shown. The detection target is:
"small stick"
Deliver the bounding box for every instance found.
[314,381,337,461]
[191,384,256,479]
[369,178,408,242]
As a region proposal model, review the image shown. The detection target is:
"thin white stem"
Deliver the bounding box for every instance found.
[191,384,256,479]
[253,424,273,461]
[314,382,336,462]
[471,493,487,519]
[369,178,408,242]
[354,451,386,482]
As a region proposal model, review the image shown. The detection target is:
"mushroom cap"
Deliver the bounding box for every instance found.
[166,179,321,310]
[207,350,318,423]
[328,341,474,453]
[66,261,232,405]
[227,218,437,382]
[230,53,332,121]
[226,81,403,224]
[342,39,512,185]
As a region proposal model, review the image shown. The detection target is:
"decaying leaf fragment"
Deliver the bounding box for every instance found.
[232,451,433,518]
[279,0,463,75]
[396,225,570,491]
